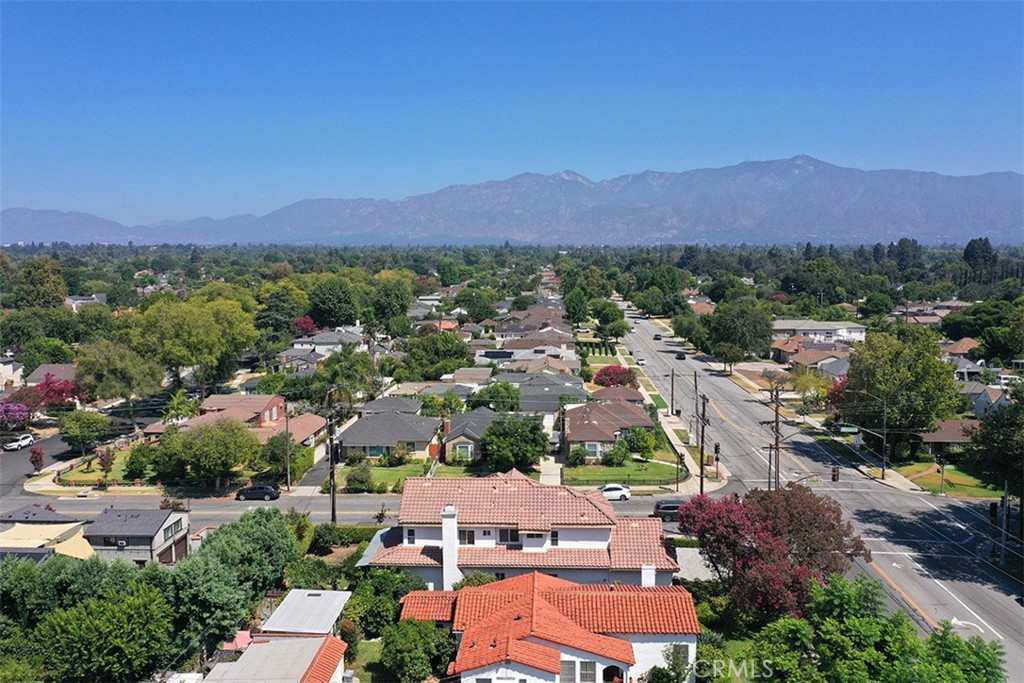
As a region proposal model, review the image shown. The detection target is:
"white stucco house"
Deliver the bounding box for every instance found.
[400,571,699,683]
[772,319,867,343]
[364,470,679,588]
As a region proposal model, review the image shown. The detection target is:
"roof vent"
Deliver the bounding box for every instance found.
[490,638,498,648]
[307,593,322,597]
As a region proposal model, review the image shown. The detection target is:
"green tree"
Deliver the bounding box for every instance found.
[14,336,74,375]
[33,583,174,683]
[859,292,894,318]
[344,569,427,638]
[190,281,259,313]
[962,384,1023,509]
[346,460,374,493]
[59,411,114,463]
[712,342,745,375]
[178,418,260,491]
[635,286,666,317]
[259,431,300,481]
[597,318,631,341]
[309,277,359,327]
[624,426,656,456]
[841,329,960,453]
[567,445,590,467]
[372,275,414,321]
[601,439,630,467]
[419,392,465,419]
[162,388,200,423]
[199,507,299,600]
[12,257,67,309]
[452,571,498,590]
[480,417,548,472]
[132,300,225,383]
[167,554,249,655]
[76,340,163,427]
[468,381,520,411]
[705,302,772,357]
[565,287,590,325]
[380,619,456,683]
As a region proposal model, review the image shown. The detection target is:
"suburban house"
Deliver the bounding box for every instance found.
[276,349,325,375]
[420,383,476,401]
[592,386,645,405]
[562,400,654,457]
[144,394,327,455]
[204,635,348,683]
[0,505,93,563]
[772,319,867,343]
[63,293,108,312]
[0,358,25,390]
[338,410,441,459]
[443,407,510,462]
[817,357,850,381]
[83,508,189,566]
[24,362,77,387]
[358,395,421,416]
[914,419,979,457]
[490,373,589,417]
[949,356,986,383]
[365,471,679,588]
[400,572,699,683]
[787,346,851,370]
[260,589,352,636]
[445,366,494,386]
[972,386,1012,417]
[292,328,365,356]
[942,337,980,358]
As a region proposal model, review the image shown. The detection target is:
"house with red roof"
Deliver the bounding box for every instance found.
[562,400,654,458]
[400,572,699,683]
[364,471,678,590]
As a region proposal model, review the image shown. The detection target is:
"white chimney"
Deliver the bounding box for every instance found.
[441,505,463,590]
[641,564,656,587]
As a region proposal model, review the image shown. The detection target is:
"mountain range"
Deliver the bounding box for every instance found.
[2,156,1021,246]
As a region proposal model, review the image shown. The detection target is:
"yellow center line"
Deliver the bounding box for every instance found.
[869,559,941,631]
[709,401,813,476]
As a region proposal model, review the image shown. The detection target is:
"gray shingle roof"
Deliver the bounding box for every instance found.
[359,396,422,414]
[83,509,173,538]
[1,504,78,524]
[340,411,441,446]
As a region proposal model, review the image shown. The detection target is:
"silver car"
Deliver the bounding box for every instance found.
[3,434,35,451]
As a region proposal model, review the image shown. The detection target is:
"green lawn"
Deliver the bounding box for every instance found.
[562,457,680,486]
[649,394,668,409]
[894,462,936,478]
[588,355,617,364]
[351,639,384,683]
[673,429,690,443]
[913,466,1003,499]
[61,448,134,484]
[339,462,428,487]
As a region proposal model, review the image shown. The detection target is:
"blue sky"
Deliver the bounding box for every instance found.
[2,1,1021,225]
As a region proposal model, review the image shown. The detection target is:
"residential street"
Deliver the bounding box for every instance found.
[621,313,1024,671]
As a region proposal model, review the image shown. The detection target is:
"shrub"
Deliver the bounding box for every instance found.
[345,461,373,493]
[346,450,366,466]
[601,441,630,467]
[373,481,389,494]
[391,477,405,494]
[284,557,344,590]
[452,571,497,590]
[624,426,656,456]
[381,445,410,467]
[309,525,383,556]
[124,442,153,480]
[337,618,362,661]
[593,364,638,388]
[567,446,589,468]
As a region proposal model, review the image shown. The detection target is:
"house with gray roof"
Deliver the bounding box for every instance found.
[83,508,189,566]
[292,328,365,356]
[1,504,78,528]
[339,411,441,460]
[420,383,475,400]
[358,395,422,416]
[443,407,506,462]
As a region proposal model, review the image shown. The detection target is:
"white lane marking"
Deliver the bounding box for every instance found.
[902,552,1003,640]
[951,617,984,633]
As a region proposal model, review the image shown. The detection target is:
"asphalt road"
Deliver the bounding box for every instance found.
[0,433,74,500]
[621,311,1024,670]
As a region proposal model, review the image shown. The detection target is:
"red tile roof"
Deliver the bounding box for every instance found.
[371,518,677,572]
[397,471,618,530]
[564,400,654,443]
[300,636,348,683]
[943,337,980,356]
[402,572,698,676]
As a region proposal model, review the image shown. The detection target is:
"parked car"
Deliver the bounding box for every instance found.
[653,499,686,522]
[637,358,647,366]
[599,483,631,501]
[3,434,35,451]
[653,334,662,341]
[236,484,280,501]
[675,351,687,360]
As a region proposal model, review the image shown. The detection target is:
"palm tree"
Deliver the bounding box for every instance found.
[162,389,200,424]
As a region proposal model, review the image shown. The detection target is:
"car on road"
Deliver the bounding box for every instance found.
[653,333,662,340]
[675,351,687,360]
[636,358,647,366]
[599,483,631,501]
[236,484,280,501]
[3,434,35,451]
[653,500,686,522]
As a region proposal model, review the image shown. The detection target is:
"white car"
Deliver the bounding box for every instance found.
[599,483,632,501]
[636,358,647,366]
[3,434,35,451]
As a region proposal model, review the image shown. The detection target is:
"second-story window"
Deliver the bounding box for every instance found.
[458,530,476,545]
[406,528,415,544]
[498,529,520,544]
[550,530,559,547]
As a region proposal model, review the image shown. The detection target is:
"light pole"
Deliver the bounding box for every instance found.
[848,389,888,481]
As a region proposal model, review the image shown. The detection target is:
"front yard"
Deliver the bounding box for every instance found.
[562,456,681,486]
[894,463,1003,498]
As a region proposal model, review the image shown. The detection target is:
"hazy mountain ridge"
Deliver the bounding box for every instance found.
[3,156,1021,245]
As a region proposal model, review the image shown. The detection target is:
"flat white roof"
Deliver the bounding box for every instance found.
[261,589,352,635]
[205,637,324,682]
[773,319,866,331]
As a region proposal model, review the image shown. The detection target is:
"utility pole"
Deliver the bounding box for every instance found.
[1000,481,1009,566]
[327,388,338,524]
[285,402,291,491]
[773,386,781,491]
[698,394,709,496]
[670,368,676,417]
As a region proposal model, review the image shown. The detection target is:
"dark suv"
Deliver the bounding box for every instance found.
[236,484,280,501]
[653,500,686,522]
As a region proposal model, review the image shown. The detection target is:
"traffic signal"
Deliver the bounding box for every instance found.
[714,442,721,456]
[831,465,840,482]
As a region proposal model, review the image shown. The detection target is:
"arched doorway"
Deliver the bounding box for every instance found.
[602,665,625,683]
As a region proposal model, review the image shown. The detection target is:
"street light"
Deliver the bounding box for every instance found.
[846,389,888,481]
